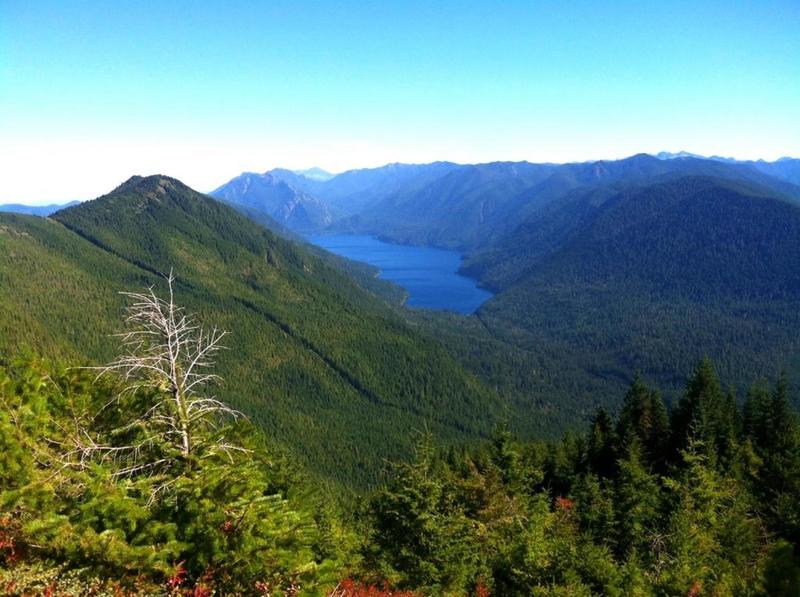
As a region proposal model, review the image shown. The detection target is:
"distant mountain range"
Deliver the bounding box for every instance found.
[292,167,334,181]
[213,152,800,410]
[0,200,80,216]
[655,151,800,185]
[213,153,800,245]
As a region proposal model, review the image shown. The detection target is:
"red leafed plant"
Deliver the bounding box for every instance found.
[328,578,421,597]
[166,560,188,592]
[0,515,20,566]
[475,577,491,597]
[555,496,574,511]
[163,561,215,596]
[190,568,216,597]
[0,533,13,553]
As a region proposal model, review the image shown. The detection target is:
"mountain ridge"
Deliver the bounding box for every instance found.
[1,174,508,486]
[210,171,334,233]
[212,154,800,244]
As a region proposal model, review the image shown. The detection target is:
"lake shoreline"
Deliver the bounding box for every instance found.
[306,234,493,315]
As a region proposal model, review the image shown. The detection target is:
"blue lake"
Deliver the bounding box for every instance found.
[306,234,493,314]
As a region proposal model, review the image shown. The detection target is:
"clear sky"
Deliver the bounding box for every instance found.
[1,1,799,204]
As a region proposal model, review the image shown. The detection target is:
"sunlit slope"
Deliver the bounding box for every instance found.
[0,175,500,486]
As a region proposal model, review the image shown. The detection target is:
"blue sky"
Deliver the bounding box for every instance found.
[1,0,799,203]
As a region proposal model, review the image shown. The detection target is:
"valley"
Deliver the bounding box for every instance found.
[5,162,800,593]
[213,154,800,417]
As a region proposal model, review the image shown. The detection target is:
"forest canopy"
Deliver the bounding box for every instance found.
[2,349,799,594]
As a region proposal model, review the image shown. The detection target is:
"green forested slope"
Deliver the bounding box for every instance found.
[0,175,500,487]
[466,177,800,412]
[215,200,408,306]
[3,173,800,594]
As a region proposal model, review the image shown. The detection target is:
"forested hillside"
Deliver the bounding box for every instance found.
[3,165,800,593]
[361,359,800,595]
[328,154,800,249]
[462,177,800,408]
[5,0,799,590]
[3,350,799,594]
[0,175,502,487]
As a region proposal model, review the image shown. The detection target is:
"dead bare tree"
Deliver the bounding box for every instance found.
[69,272,247,491]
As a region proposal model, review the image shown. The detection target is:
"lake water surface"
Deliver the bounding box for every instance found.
[306,234,493,314]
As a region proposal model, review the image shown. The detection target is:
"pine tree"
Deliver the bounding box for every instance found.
[656,440,762,595]
[613,441,660,560]
[546,430,584,496]
[573,472,616,546]
[768,374,798,458]
[761,540,800,597]
[670,357,737,467]
[587,407,617,480]
[746,375,800,544]
[742,380,771,448]
[616,375,668,471]
[490,424,522,489]
[365,435,477,594]
[0,285,338,593]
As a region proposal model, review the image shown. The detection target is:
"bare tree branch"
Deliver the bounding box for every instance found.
[72,271,249,497]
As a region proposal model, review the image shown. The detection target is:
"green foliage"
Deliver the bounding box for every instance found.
[743,374,800,546]
[357,360,800,595]
[0,358,344,594]
[586,408,617,479]
[613,443,660,558]
[365,436,477,593]
[616,374,669,468]
[671,357,739,466]
[2,346,799,595]
[761,540,800,597]
[3,168,800,591]
[655,444,761,594]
